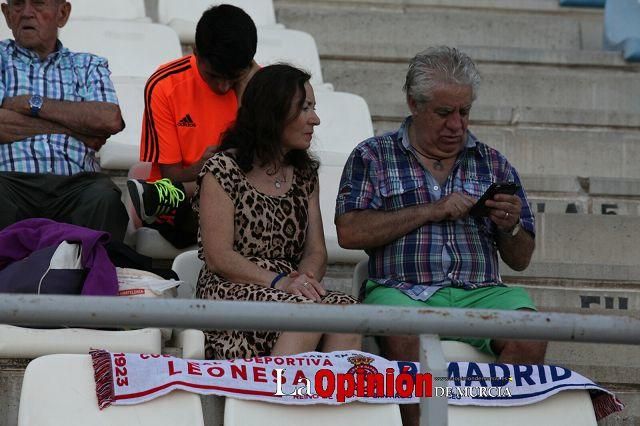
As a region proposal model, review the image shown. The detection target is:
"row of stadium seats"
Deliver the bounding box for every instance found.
[100,77,370,171]
[3,249,598,425]
[33,0,277,28]
[17,352,598,425]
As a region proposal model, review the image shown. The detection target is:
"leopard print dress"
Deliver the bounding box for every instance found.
[193,152,357,360]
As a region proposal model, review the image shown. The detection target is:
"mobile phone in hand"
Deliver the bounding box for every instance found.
[469,182,521,217]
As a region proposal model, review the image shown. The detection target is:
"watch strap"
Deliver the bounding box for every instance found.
[499,221,521,238]
[29,95,43,117]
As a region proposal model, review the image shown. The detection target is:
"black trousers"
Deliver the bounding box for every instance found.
[0,171,129,242]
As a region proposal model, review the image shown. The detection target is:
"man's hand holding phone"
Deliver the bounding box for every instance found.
[430,192,477,222]
[485,193,522,232]
[469,182,522,232]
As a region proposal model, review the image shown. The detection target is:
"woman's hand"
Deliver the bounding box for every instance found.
[275,271,326,302]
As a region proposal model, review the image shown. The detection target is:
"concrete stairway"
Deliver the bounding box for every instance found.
[274,0,640,276]
[275,0,640,127]
[276,1,640,423]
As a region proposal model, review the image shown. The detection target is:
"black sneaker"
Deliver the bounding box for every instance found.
[127,178,185,224]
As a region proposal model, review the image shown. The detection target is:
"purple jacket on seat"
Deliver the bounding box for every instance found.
[0,218,117,295]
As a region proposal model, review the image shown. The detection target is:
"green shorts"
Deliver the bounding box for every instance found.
[363,281,536,355]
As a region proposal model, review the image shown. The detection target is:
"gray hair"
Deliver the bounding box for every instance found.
[403,46,481,108]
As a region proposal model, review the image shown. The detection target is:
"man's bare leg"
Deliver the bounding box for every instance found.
[493,309,547,364]
[492,339,547,364]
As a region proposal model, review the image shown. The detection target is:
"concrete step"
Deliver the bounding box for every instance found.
[371,124,640,179]
[525,194,640,216]
[473,125,640,179]
[520,175,640,216]
[531,213,640,265]
[545,342,640,387]
[323,215,640,285]
[328,266,640,322]
[276,1,606,56]
[278,0,615,13]
[597,387,640,425]
[325,215,640,274]
[0,359,27,426]
[321,60,640,128]
[503,261,640,283]
[278,0,579,13]
[325,263,640,315]
[517,280,640,318]
[369,123,640,215]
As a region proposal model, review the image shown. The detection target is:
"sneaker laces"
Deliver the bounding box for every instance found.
[153,178,186,216]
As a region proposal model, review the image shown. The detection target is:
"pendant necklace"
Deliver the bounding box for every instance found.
[412,145,445,171]
[272,169,287,189]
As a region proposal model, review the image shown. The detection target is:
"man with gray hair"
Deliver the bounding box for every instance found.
[336,46,545,425]
[0,0,128,240]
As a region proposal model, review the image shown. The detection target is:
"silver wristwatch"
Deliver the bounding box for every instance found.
[502,221,522,238]
[29,94,43,117]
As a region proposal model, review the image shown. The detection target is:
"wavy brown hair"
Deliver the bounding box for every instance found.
[218,64,319,178]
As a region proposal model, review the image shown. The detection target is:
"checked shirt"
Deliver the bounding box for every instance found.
[0,39,119,175]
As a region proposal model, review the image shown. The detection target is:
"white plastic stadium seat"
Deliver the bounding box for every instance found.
[351,258,369,298]
[317,151,367,264]
[170,251,206,358]
[311,90,373,262]
[59,20,182,78]
[69,0,148,21]
[99,76,145,170]
[313,90,374,153]
[441,341,495,363]
[224,399,402,425]
[18,354,204,426]
[175,329,206,359]
[135,227,197,260]
[255,27,328,88]
[0,325,161,358]
[171,250,204,299]
[449,390,596,425]
[158,0,280,45]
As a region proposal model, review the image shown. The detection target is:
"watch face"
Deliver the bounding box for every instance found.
[30,94,43,108]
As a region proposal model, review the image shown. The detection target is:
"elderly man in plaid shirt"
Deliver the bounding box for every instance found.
[0,0,127,240]
[336,47,546,424]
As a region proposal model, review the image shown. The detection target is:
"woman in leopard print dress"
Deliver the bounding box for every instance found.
[193,65,360,360]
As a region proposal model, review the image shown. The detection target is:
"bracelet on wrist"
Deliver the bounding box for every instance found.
[270,272,287,288]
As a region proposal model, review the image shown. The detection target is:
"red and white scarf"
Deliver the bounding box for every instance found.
[91,349,623,420]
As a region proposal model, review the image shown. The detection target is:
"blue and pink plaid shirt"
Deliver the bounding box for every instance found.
[0,39,119,175]
[336,117,535,301]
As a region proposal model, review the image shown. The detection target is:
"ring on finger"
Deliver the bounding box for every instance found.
[302,281,309,287]
[505,212,510,219]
